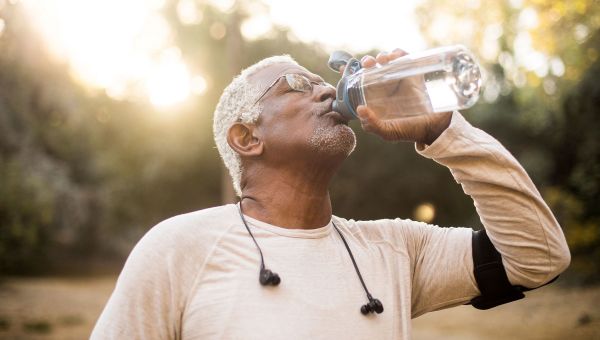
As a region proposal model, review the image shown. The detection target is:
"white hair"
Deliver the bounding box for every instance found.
[213,55,299,197]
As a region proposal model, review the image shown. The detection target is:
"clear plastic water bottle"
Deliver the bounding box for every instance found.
[328,45,482,120]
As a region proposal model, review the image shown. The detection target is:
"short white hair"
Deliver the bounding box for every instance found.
[213,55,299,197]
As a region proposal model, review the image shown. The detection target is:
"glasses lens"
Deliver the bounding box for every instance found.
[285,74,312,92]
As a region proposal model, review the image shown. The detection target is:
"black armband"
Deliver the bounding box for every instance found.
[469,229,560,309]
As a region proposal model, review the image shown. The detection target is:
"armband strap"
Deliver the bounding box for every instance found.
[468,229,560,309]
[469,229,560,310]
[470,229,524,310]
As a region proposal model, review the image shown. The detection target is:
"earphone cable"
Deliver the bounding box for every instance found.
[238,201,266,270]
[332,221,374,301]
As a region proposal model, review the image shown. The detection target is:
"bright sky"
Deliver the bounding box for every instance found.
[261,0,426,53]
[20,0,426,108]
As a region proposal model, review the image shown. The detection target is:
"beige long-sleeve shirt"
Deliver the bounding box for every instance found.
[91,112,570,339]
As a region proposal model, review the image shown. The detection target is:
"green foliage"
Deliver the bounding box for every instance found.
[416,0,600,283]
[545,188,598,248]
[0,0,597,284]
[0,317,9,331]
[0,160,53,273]
[0,3,225,273]
[544,57,600,283]
[22,320,52,334]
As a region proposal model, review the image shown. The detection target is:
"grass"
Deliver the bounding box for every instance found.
[0,316,10,331]
[23,320,53,334]
[60,315,84,326]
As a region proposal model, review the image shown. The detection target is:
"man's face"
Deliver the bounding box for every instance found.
[248,62,356,165]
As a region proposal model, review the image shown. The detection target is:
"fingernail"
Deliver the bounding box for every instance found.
[392,48,407,56]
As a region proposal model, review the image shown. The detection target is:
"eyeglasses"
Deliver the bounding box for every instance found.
[254,73,332,105]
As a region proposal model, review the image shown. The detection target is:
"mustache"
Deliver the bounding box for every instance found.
[314,99,334,117]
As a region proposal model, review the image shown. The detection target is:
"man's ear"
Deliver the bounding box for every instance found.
[227,122,264,157]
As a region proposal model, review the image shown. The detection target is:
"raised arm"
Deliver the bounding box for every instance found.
[416,112,570,288]
[355,49,570,317]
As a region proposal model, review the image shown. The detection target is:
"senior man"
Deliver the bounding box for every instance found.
[92,49,570,339]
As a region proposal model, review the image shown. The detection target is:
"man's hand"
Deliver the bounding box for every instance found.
[356,49,452,145]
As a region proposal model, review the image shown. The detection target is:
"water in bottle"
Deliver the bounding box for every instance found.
[329,45,482,121]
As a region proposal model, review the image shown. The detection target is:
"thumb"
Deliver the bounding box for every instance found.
[356,105,392,137]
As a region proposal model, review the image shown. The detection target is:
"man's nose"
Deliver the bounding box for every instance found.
[314,83,336,102]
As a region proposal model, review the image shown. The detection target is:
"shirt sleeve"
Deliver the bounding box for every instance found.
[409,111,570,311]
[395,219,478,318]
[90,218,204,340]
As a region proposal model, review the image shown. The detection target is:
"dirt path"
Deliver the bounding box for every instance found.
[412,285,600,339]
[0,276,598,339]
[0,276,116,340]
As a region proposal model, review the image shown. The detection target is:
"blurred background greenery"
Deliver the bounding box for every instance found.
[0,0,598,288]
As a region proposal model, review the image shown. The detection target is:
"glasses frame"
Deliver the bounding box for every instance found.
[253,73,330,105]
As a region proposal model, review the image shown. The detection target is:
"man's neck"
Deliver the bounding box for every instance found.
[240,166,335,230]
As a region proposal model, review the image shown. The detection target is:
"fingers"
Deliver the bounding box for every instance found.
[357,105,391,138]
[361,52,390,68]
[390,48,408,60]
[356,105,374,122]
[357,105,435,142]
[375,51,391,65]
[361,48,408,69]
[356,105,376,132]
[360,55,376,68]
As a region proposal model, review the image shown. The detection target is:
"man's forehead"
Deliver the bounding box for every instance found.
[248,62,315,93]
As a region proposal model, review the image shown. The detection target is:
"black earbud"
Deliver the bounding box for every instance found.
[259,268,281,286]
[238,201,384,316]
[237,202,282,287]
[360,298,384,315]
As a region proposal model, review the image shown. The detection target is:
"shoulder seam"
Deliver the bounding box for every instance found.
[180,221,238,313]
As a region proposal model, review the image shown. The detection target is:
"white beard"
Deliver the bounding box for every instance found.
[308,124,357,156]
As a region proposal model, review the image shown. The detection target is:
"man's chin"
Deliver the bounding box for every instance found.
[308,124,357,157]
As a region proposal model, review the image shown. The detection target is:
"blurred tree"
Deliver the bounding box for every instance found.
[416,0,600,282]
[546,56,600,283]
[0,2,225,273]
[0,3,103,273]
[1,0,596,283]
